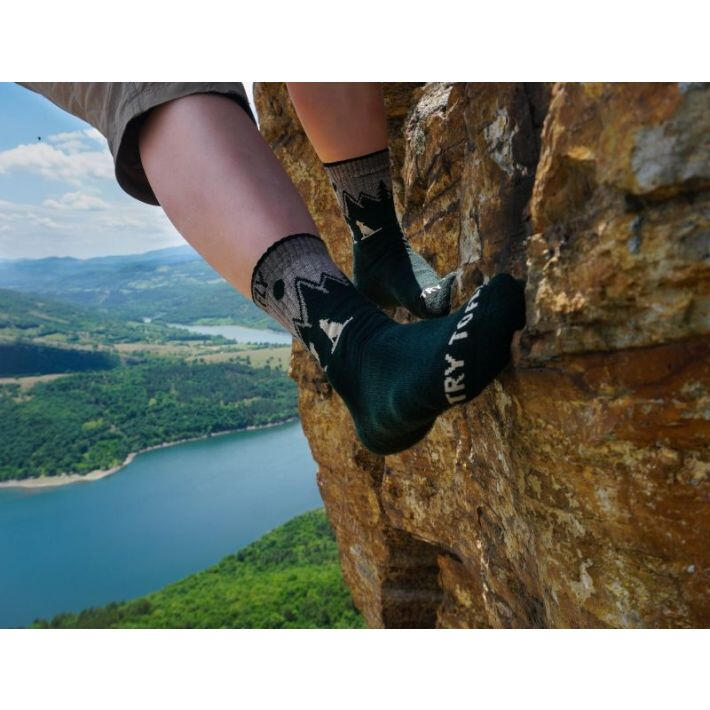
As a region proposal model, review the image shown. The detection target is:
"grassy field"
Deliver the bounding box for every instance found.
[0,373,69,391]
[114,340,241,358]
[113,342,291,367]
[232,346,291,370]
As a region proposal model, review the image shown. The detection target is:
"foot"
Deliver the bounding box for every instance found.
[326,273,526,455]
[352,226,456,319]
[250,234,524,455]
[324,148,455,320]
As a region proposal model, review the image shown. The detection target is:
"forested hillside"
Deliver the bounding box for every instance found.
[0,341,120,377]
[33,509,364,629]
[0,288,213,347]
[0,245,280,329]
[0,359,298,481]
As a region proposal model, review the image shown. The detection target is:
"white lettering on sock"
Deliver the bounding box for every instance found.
[465,293,480,313]
[444,353,464,376]
[442,284,487,407]
[448,330,468,345]
[446,392,467,405]
[445,374,465,393]
[457,313,473,329]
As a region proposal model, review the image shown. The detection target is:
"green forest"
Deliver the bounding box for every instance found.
[33,509,364,629]
[0,358,298,481]
[0,341,121,377]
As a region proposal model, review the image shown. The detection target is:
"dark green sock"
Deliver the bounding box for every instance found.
[324,148,455,319]
[252,234,525,455]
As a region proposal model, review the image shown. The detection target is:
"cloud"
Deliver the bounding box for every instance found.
[0,195,183,259]
[0,138,113,185]
[43,191,110,211]
[99,214,146,228]
[46,129,108,154]
[33,216,61,229]
[83,128,106,144]
[0,126,185,259]
[47,131,87,144]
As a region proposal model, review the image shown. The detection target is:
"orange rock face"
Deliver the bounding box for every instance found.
[254,83,709,628]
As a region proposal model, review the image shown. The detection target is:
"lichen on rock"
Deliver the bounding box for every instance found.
[254,82,709,628]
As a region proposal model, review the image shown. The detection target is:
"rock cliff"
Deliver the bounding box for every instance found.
[254,83,709,628]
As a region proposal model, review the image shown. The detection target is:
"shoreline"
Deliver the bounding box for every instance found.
[0,417,299,490]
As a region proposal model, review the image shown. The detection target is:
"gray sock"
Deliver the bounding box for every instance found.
[323,148,455,319]
[251,233,372,369]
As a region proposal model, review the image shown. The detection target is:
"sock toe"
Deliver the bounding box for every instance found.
[488,273,527,331]
[356,417,437,456]
[416,271,456,319]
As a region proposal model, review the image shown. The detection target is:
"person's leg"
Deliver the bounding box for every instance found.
[285,83,388,163]
[139,92,317,296]
[287,82,455,319]
[139,92,525,455]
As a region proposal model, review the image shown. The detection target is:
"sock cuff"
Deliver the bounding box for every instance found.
[322,147,389,168]
[250,233,327,304]
[249,232,357,367]
[322,148,391,185]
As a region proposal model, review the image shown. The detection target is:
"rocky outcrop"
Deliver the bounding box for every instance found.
[254,83,709,628]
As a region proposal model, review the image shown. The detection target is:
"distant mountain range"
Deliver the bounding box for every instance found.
[0,245,280,329]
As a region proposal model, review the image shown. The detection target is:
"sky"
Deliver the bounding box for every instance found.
[0,82,255,260]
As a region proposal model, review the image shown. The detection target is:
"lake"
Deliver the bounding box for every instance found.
[169,323,292,345]
[0,420,319,628]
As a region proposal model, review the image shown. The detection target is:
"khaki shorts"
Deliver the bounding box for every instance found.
[19,82,255,206]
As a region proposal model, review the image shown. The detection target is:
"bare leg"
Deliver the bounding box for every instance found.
[286,83,387,163]
[286,82,456,320]
[139,93,316,297]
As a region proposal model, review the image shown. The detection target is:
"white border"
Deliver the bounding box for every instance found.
[1,629,707,709]
[2,1,708,79]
